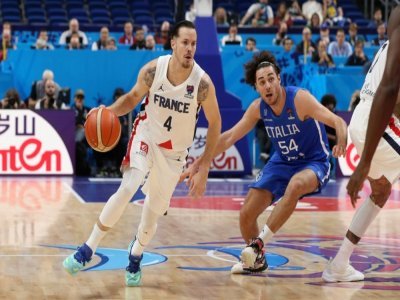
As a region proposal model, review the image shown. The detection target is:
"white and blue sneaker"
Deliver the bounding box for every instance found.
[63,243,93,276]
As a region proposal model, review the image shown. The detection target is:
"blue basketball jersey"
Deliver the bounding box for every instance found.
[260,86,330,162]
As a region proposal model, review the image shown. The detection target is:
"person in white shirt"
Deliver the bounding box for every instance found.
[302,0,323,22]
[59,18,88,47]
[221,23,243,45]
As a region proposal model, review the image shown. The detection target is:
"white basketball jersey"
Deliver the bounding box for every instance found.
[144,55,205,151]
[360,41,389,104]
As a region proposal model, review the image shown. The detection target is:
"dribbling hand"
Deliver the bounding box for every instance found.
[332,143,346,158]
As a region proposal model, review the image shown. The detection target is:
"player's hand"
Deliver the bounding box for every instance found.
[347,160,370,208]
[188,166,209,199]
[179,162,198,184]
[332,143,346,158]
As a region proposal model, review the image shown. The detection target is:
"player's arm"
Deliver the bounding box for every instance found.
[295,89,347,157]
[107,59,157,117]
[360,28,400,165]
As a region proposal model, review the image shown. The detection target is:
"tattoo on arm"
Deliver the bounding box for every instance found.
[197,79,209,102]
[144,66,156,88]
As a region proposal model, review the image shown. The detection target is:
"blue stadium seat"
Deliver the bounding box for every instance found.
[47,8,68,17]
[2,15,21,23]
[27,15,48,24]
[132,9,152,18]
[69,8,89,18]
[49,15,69,24]
[26,8,46,17]
[75,15,91,25]
[111,9,131,18]
[293,19,307,26]
[131,2,151,10]
[1,7,20,16]
[92,16,112,25]
[152,3,171,11]
[90,9,110,18]
[109,2,127,10]
[113,16,133,26]
[134,15,154,27]
[155,16,174,25]
[154,9,173,18]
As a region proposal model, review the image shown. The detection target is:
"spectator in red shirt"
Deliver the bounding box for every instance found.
[118,21,134,45]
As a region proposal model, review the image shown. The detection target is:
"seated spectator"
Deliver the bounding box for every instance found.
[155,21,170,45]
[0,26,16,61]
[0,89,24,109]
[348,90,360,111]
[327,28,352,57]
[214,7,229,26]
[118,21,134,45]
[308,12,321,29]
[221,23,243,46]
[73,89,92,176]
[276,37,300,68]
[67,32,84,50]
[302,0,323,23]
[245,37,259,52]
[312,40,335,67]
[2,22,16,44]
[274,1,293,27]
[185,1,196,23]
[106,38,117,50]
[287,0,305,20]
[35,80,68,110]
[347,23,365,48]
[31,30,54,50]
[59,18,88,47]
[28,69,61,109]
[295,27,316,55]
[368,7,383,28]
[372,21,387,46]
[273,22,288,45]
[145,34,156,50]
[92,27,109,51]
[322,0,347,26]
[130,28,146,50]
[315,23,331,45]
[251,1,274,27]
[240,0,273,26]
[346,40,369,66]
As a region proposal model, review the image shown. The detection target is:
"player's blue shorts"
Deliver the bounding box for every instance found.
[249,158,330,203]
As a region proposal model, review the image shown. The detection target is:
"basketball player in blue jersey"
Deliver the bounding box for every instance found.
[182,51,348,274]
[63,21,222,286]
[322,6,400,282]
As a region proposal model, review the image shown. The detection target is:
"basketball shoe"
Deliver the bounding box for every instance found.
[240,238,265,269]
[322,260,364,282]
[125,239,143,287]
[231,250,268,274]
[63,243,93,275]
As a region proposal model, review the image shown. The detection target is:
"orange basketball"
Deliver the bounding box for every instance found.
[84,107,121,152]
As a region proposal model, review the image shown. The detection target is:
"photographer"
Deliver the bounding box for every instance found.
[0,89,24,109]
[35,80,68,110]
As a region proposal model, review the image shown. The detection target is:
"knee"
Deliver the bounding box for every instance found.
[371,186,391,208]
[116,185,136,200]
[285,178,307,199]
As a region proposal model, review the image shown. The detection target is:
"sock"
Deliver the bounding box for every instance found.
[257,224,274,245]
[86,223,107,254]
[85,167,145,254]
[132,238,145,256]
[331,237,355,269]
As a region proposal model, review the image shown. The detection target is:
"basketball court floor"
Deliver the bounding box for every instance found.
[1,176,400,299]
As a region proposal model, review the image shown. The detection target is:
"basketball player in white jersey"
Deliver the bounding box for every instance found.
[323,6,400,282]
[63,20,222,286]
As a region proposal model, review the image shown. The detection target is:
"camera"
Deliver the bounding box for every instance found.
[57,88,71,106]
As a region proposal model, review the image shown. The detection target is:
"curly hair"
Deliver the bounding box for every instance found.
[244,51,281,88]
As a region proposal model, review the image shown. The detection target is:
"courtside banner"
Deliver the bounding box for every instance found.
[0,109,75,175]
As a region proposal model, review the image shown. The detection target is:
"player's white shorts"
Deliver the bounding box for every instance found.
[121,121,187,215]
[349,102,400,183]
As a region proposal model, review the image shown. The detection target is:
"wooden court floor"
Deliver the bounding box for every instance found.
[0,176,400,299]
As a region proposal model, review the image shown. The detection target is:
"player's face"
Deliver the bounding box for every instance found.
[171,27,197,69]
[255,66,281,106]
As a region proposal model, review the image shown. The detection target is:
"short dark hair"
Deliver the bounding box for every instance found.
[170,20,196,39]
[244,51,280,88]
[246,37,256,45]
[321,94,337,107]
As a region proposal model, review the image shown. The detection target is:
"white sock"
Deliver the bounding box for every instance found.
[86,223,106,253]
[132,238,145,256]
[331,237,355,269]
[258,224,274,244]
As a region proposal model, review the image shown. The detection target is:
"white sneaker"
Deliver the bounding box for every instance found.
[241,246,258,269]
[231,262,252,274]
[322,261,365,282]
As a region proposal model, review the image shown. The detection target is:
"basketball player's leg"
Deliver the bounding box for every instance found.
[323,175,391,282]
[63,167,146,275]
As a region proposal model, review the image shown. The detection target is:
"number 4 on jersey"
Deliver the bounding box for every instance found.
[164,116,172,131]
[278,139,299,154]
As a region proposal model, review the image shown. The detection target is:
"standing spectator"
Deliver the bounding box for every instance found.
[287,0,305,20]
[221,23,243,45]
[302,0,323,22]
[106,38,117,50]
[347,23,365,47]
[118,21,134,45]
[368,7,383,28]
[130,28,146,50]
[274,2,293,27]
[145,34,156,50]
[308,12,322,29]
[31,30,54,50]
[67,32,84,50]
[240,0,273,26]
[371,21,387,46]
[35,80,68,110]
[245,37,259,52]
[312,40,335,67]
[214,7,229,26]
[273,22,288,45]
[92,27,109,51]
[59,18,88,47]
[346,40,369,66]
[28,69,61,109]
[295,26,316,55]
[327,28,352,57]
[315,23,331,45]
